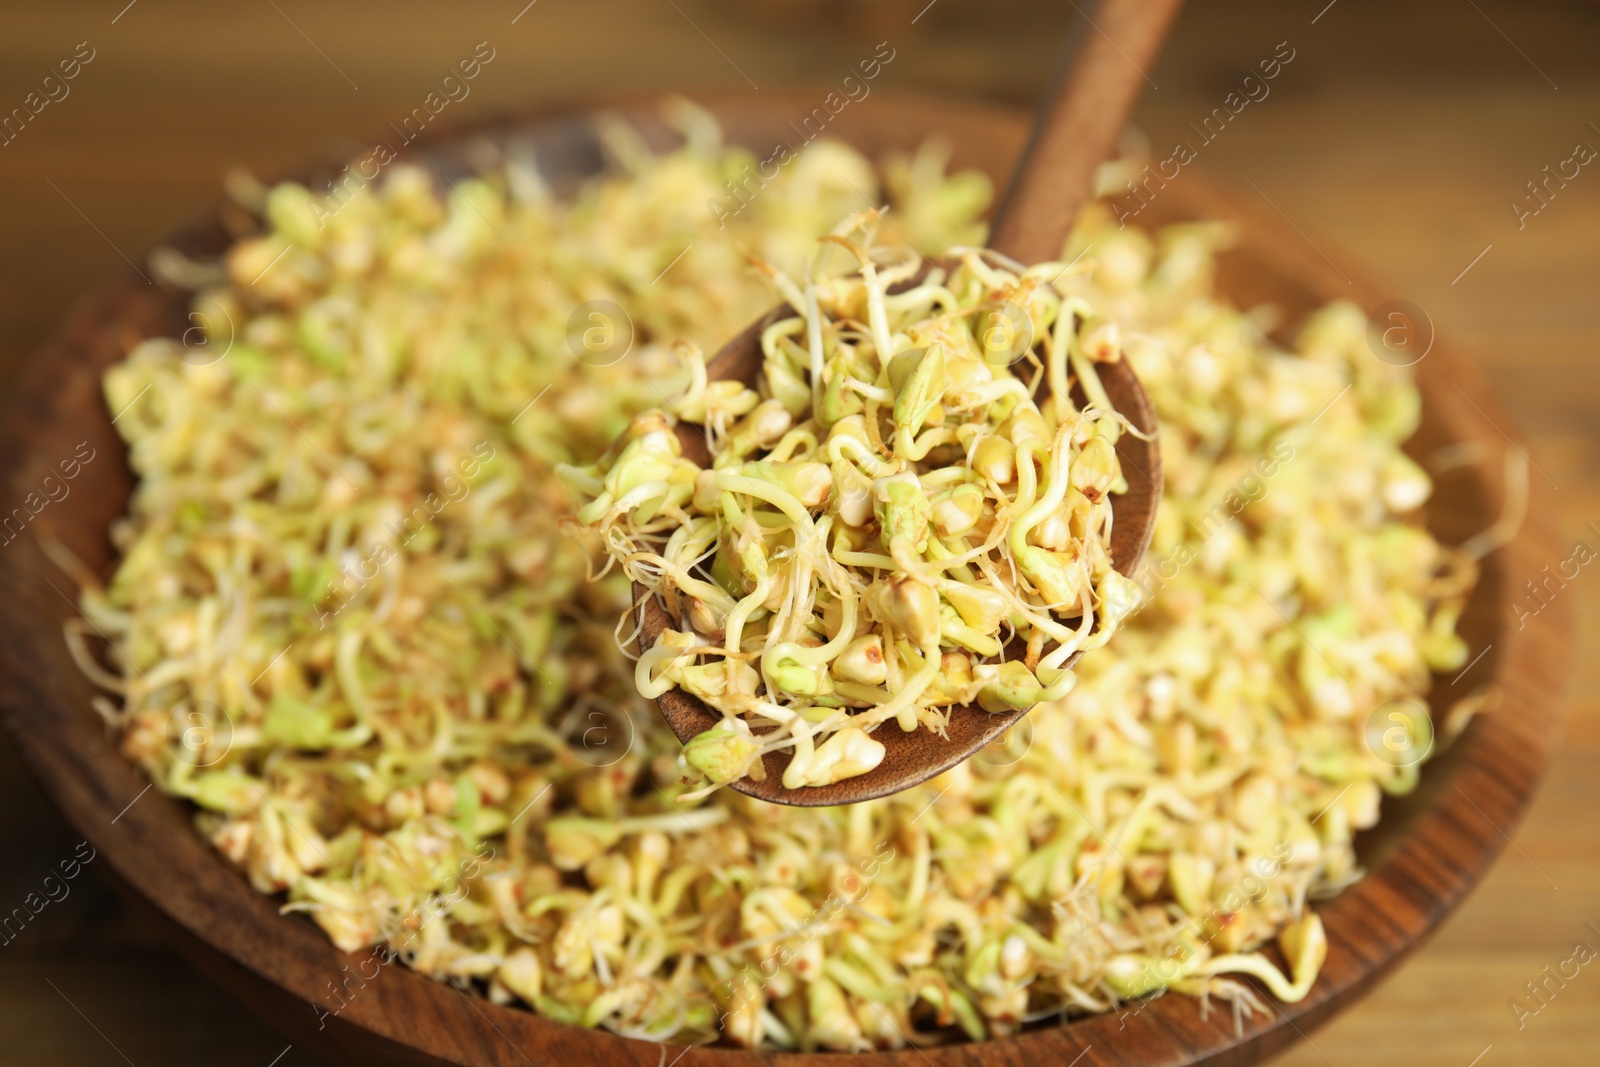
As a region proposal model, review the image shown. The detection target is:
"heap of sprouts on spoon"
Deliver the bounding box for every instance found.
[562,212,1147,793]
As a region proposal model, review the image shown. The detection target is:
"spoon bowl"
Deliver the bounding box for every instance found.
[636,259,1163,806]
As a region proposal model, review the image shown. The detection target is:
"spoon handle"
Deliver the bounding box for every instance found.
[988,0,1186,263]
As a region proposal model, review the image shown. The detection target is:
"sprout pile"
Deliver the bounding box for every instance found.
[562,219,1144,792]
[69,100,1488,1050]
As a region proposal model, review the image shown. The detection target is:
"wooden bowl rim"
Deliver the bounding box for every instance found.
[0,90,1570,1067]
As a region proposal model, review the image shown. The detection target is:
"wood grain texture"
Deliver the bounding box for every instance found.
[988,0,1185,263]
[0,90,1570,1067]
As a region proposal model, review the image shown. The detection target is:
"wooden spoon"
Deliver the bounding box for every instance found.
[642,0,1180,805]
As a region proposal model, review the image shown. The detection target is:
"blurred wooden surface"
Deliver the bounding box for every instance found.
[0,1,1595,1065]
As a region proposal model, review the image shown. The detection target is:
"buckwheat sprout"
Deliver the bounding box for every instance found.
[1458,449,1529,561]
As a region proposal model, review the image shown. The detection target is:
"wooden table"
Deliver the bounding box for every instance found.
[1,2,1594,1064]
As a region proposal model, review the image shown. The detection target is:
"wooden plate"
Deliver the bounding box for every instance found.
[0,91,1569,1067]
